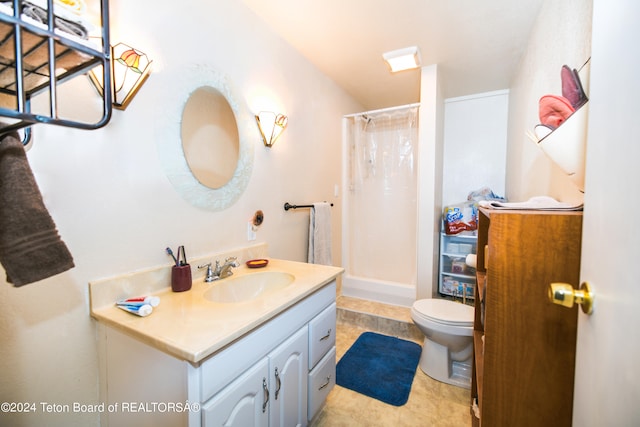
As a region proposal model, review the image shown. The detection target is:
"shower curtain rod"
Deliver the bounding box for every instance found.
[343,102,420,118]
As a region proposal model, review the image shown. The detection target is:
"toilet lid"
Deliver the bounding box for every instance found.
[412,299,474,326]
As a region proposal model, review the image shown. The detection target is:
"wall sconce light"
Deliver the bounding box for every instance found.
[88,42,152,110]
[382,46,421,72]
[255,111,288,147]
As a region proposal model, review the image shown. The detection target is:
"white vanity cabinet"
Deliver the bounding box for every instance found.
[202,326,308,427]
[307,302,337,420]
[202,358,270,427]
[97,281,337,427]
[269,326,309,427]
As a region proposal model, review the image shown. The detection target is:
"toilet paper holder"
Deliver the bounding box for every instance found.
[548,282,594,314]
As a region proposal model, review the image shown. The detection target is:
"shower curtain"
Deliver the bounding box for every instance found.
[346,106,419,286]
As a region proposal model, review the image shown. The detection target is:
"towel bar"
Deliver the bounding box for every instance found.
[284,202,334,211]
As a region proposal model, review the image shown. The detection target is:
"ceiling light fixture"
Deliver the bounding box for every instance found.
[382,46,421,73]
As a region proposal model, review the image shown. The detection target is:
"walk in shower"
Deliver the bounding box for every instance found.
[342,104,419,306]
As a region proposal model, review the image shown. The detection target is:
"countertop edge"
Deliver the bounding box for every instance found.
[91,261,343,364]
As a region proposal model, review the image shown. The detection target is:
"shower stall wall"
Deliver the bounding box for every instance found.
[342,104,419,307]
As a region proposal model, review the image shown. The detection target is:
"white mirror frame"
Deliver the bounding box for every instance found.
[157,64,254,211]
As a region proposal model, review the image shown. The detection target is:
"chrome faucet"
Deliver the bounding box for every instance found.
[217,256,239,279]
[198,257,239,282]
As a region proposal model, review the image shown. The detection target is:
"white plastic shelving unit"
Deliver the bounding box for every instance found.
[438,231,477,302]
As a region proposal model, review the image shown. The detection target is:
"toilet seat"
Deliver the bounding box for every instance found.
[412,299,474,327]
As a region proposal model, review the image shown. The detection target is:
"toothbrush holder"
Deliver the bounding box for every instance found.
[171,264,192,292]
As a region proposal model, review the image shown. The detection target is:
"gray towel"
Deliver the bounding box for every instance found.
[307,202,332,265]
[0,130,74,286]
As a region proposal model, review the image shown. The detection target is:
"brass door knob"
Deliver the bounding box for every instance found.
[548,282,594,314]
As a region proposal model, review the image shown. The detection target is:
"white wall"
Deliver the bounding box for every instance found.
[442,90,509,208]
[0,1,361,426]
[506,0,592,203]
[417,65,445,299]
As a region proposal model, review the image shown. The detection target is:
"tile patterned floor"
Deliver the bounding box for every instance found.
[310,297,471,427]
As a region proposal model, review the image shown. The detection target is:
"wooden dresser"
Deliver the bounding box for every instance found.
[471,208,583,426]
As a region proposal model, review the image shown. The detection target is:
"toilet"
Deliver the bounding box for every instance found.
[411,298,474,389]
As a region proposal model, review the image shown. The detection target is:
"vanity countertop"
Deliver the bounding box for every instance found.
[89,258,343,364]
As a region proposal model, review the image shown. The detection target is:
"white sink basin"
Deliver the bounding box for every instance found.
[203,271,295,303]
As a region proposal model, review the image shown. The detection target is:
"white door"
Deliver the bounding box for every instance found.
[268,326,309,427]
[202,358,270,427]
[573,0,640,425]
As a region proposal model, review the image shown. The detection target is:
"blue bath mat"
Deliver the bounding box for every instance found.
[336,332,422,406]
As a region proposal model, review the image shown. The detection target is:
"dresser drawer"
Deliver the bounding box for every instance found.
[308,346,336,421]
[308,302,336,369]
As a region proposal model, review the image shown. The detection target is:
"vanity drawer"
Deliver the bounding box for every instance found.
[308,302,336,369]
[308,346,336,421]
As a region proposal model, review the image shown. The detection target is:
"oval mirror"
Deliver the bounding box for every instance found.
[181,87,239,189]
[156,65,254,211]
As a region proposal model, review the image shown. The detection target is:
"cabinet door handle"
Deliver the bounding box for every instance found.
[274,367,281,400]
[319,329,332,341]
[318,375,332,390]
[262,378,269,413]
